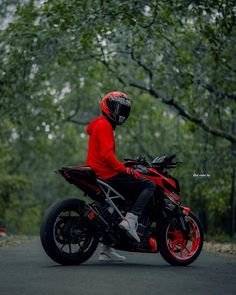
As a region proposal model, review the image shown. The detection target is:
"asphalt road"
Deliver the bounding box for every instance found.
[0,238,236,295]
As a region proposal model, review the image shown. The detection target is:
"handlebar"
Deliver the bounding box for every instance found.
[124,154,182,169]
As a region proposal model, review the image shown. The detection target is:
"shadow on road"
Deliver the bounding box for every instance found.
[42,261,204,270]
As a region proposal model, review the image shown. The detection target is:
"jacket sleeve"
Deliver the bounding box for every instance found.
[95,121,126,173]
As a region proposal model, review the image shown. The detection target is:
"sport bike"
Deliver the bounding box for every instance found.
[40,154,203,266]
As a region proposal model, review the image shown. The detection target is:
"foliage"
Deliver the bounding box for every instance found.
[0,0,235,237]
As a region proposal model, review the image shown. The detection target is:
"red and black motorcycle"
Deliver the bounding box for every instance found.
[40,154,203,266]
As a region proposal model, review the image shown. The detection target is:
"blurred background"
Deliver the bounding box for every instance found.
[0,0,235,240]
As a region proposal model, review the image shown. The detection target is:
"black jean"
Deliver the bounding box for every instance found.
[107,173,156,216]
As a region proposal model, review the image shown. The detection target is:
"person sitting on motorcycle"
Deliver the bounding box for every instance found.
[85,91,156,261]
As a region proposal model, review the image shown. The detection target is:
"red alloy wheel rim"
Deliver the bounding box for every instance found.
[166,216,201,260]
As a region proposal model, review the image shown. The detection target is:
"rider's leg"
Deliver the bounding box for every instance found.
[107,173,156,242]
[129,180,156,216]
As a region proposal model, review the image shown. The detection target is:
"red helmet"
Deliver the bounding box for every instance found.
[100,91,131,125]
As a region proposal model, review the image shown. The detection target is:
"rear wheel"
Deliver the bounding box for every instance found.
[159,212,203,266]
[40,198,98,265]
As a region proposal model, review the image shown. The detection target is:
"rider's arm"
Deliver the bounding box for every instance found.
[95,121,126,173]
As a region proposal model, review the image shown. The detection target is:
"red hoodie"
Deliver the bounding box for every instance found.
[86,116,126,179]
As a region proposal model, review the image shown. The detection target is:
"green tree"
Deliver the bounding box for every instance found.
[0,0,235,236]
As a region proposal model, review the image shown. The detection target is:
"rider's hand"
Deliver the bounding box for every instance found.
[126,167,141,179]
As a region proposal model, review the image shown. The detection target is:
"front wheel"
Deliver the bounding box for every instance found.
[40,198,99,265]
[159,212,203,266]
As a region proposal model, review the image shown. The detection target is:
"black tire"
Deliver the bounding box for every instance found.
[159,212,203,266]
[40,198,99,265]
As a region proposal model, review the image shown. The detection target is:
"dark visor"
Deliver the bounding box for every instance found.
[118,104,130,118]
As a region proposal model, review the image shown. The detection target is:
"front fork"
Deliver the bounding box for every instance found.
[178,206,191,239]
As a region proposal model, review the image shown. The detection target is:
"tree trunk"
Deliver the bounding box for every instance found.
[230,111,236,237]
[230,164,236,237]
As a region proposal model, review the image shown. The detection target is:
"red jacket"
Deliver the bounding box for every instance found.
[86,116,126,179]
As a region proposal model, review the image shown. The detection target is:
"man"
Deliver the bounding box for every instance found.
[86,91,156,261]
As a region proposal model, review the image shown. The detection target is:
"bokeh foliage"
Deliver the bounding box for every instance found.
[0,0,235,237]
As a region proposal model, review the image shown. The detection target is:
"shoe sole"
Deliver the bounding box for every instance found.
[119,224,140,243]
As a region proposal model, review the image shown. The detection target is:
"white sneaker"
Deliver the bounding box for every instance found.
[119,212,140,243]
[98,245,126,262]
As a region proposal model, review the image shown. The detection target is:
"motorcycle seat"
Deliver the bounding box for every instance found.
[59,165,96,178]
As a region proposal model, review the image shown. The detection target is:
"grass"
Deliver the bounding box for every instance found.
[0,234,36,249]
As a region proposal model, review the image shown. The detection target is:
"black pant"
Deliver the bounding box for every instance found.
[107,173,156,216]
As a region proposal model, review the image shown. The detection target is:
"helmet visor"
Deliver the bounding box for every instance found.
[106,95,131,124]
[118,104,130,119]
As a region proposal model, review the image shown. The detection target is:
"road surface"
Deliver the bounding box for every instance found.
[0,238,236,295]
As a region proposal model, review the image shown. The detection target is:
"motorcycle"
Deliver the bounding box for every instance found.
[40,154,203,266]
